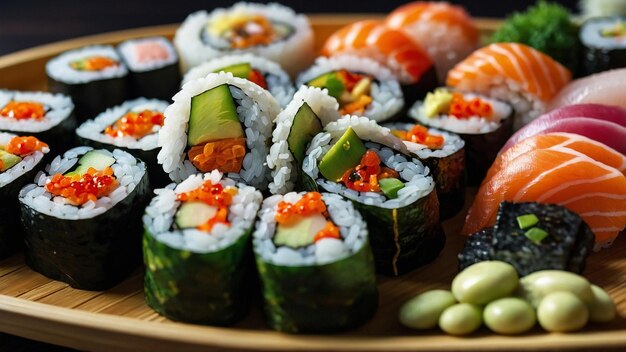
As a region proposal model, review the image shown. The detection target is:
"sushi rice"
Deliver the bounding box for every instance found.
[384,123,465,160]
[0,90,73,133]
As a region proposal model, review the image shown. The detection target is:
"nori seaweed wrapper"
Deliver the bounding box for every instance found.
[458,228,494,271]
[20,168,150,291]
[143,228,253,325]
[421,147,465,220]
[580,17,626,76]
[401,66,438,105]
[128,64,181,102]
[255,240,378,333]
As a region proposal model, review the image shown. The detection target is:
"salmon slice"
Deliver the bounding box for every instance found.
[463,146,626,247]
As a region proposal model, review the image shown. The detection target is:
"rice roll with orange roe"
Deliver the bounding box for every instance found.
[19,147,150,290]
[253,191,378,333]
[157,72,280,190]
[76,98,170,187]
[0,133,49,258]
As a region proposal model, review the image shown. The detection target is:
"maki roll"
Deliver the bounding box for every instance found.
[580,17,626,75]
[182,54,295,107]
[385,123,465,219]
[0,133,49,258]
[157,72,280,190]
[0,90,75,150]
[19,147,150,290]
[76,98,170,187]
[46,45,130,121]
[296,55,404,122]
[410,88,513,185]
[174,2,314,75]
[254,191,378,333]
[267,86,341,194]
[303,116,444,275]
[118,36,181,101]
[143,171,262,325]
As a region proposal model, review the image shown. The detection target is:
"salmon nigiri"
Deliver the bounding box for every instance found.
[447,43,572,129]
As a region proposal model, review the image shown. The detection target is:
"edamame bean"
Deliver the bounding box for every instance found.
[588,285,616,323]
[399,290,457,329]
[452,261,518,305]
[537,291,589,332]
[519,270,593,307]
[483,297,536,334]
[439,303,483,335]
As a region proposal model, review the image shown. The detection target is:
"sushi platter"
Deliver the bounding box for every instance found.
[0,3,625,352]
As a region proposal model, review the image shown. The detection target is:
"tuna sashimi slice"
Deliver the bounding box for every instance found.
[548,68,626,111]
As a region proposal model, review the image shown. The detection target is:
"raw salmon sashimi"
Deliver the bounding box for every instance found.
[548,68,626,111]
[463,146,626,249]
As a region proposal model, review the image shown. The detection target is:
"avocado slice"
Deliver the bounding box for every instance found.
[187,84,244,147]
[288,102,323,166]
[379,178,405,199]
[307,72,345,99]
[0,150,22,172]
[214,63,252,79]
[319,127,366,182]
[175,201,218,229]
[274,213,327,248]
[65,150,116,177]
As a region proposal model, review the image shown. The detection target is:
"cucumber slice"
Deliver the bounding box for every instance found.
[188,84,244,147]
[319,127,366,182]
[379,178,405,199]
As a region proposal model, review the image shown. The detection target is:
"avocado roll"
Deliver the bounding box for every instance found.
[19,147,150,290]
[182,54,295,107]
[303,116,444,276]
[143,170,262,325]
[385,123,465,220]
[267,86,341,194]
[175,2,314,75]
[254,191,378,333]
[409,88,513,186]
[118,37,181,101]
[0,90,76,150]
[76,98,170,188]
[157,72,280,190]
[0,133,49,258]
[46,45,130,121]
[297,55,404,122]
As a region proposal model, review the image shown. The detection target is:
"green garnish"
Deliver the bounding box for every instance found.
[516,214,539,230]
[524,227,549,244]
[601,21,626,38]
[379,178,405,199]
[324,76,345,100]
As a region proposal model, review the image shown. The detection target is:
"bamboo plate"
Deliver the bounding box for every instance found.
[0,15,624,352]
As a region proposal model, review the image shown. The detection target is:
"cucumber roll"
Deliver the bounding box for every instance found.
[46,45,130,121]
[0,90,76,150]
[385,123,465,220]
[409,88,513,186]
[76,98,170,188]
[267,86,341,194]
[19,147,150,290]
[303,116,444,276]
[118,37,181,101]
[297,55,404,122]
[143,170,262,325]
[182,54,295,107]
[174,2,314,75]
[254,191,378,333]
[0,133,49,258]
[157,72,280,190]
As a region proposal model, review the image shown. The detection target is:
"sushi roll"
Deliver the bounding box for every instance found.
[46,45,130,121]
[296,55,404,122]
[143,171,262,325]
[174,2,314,75]
[181,54,295,107]
[0,90,75,150]
[157,72,280,190]
[253,191,378,333]
[19,147,150,290]
[385,123,465,219]
[76,98,170,188]
[0,133,49,258]
[118,36,181,101]
[267,86,341,195]
[302,116,444,275]
[580,17,626,75]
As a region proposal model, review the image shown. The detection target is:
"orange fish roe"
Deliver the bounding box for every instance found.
[248,69,268,89]
[449,92,493,119]
[341,150,399,193]
[275,192,341,244]
[395,125,444,149]
[70,56,118,71]
[188,138,246,173]
[104,110,165,139]
[229,16,276,49]
[0,101,45,120]
[176,181,238,232]
[313,221,341,242]
[46,167,118,206]
[6,136,48,156]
